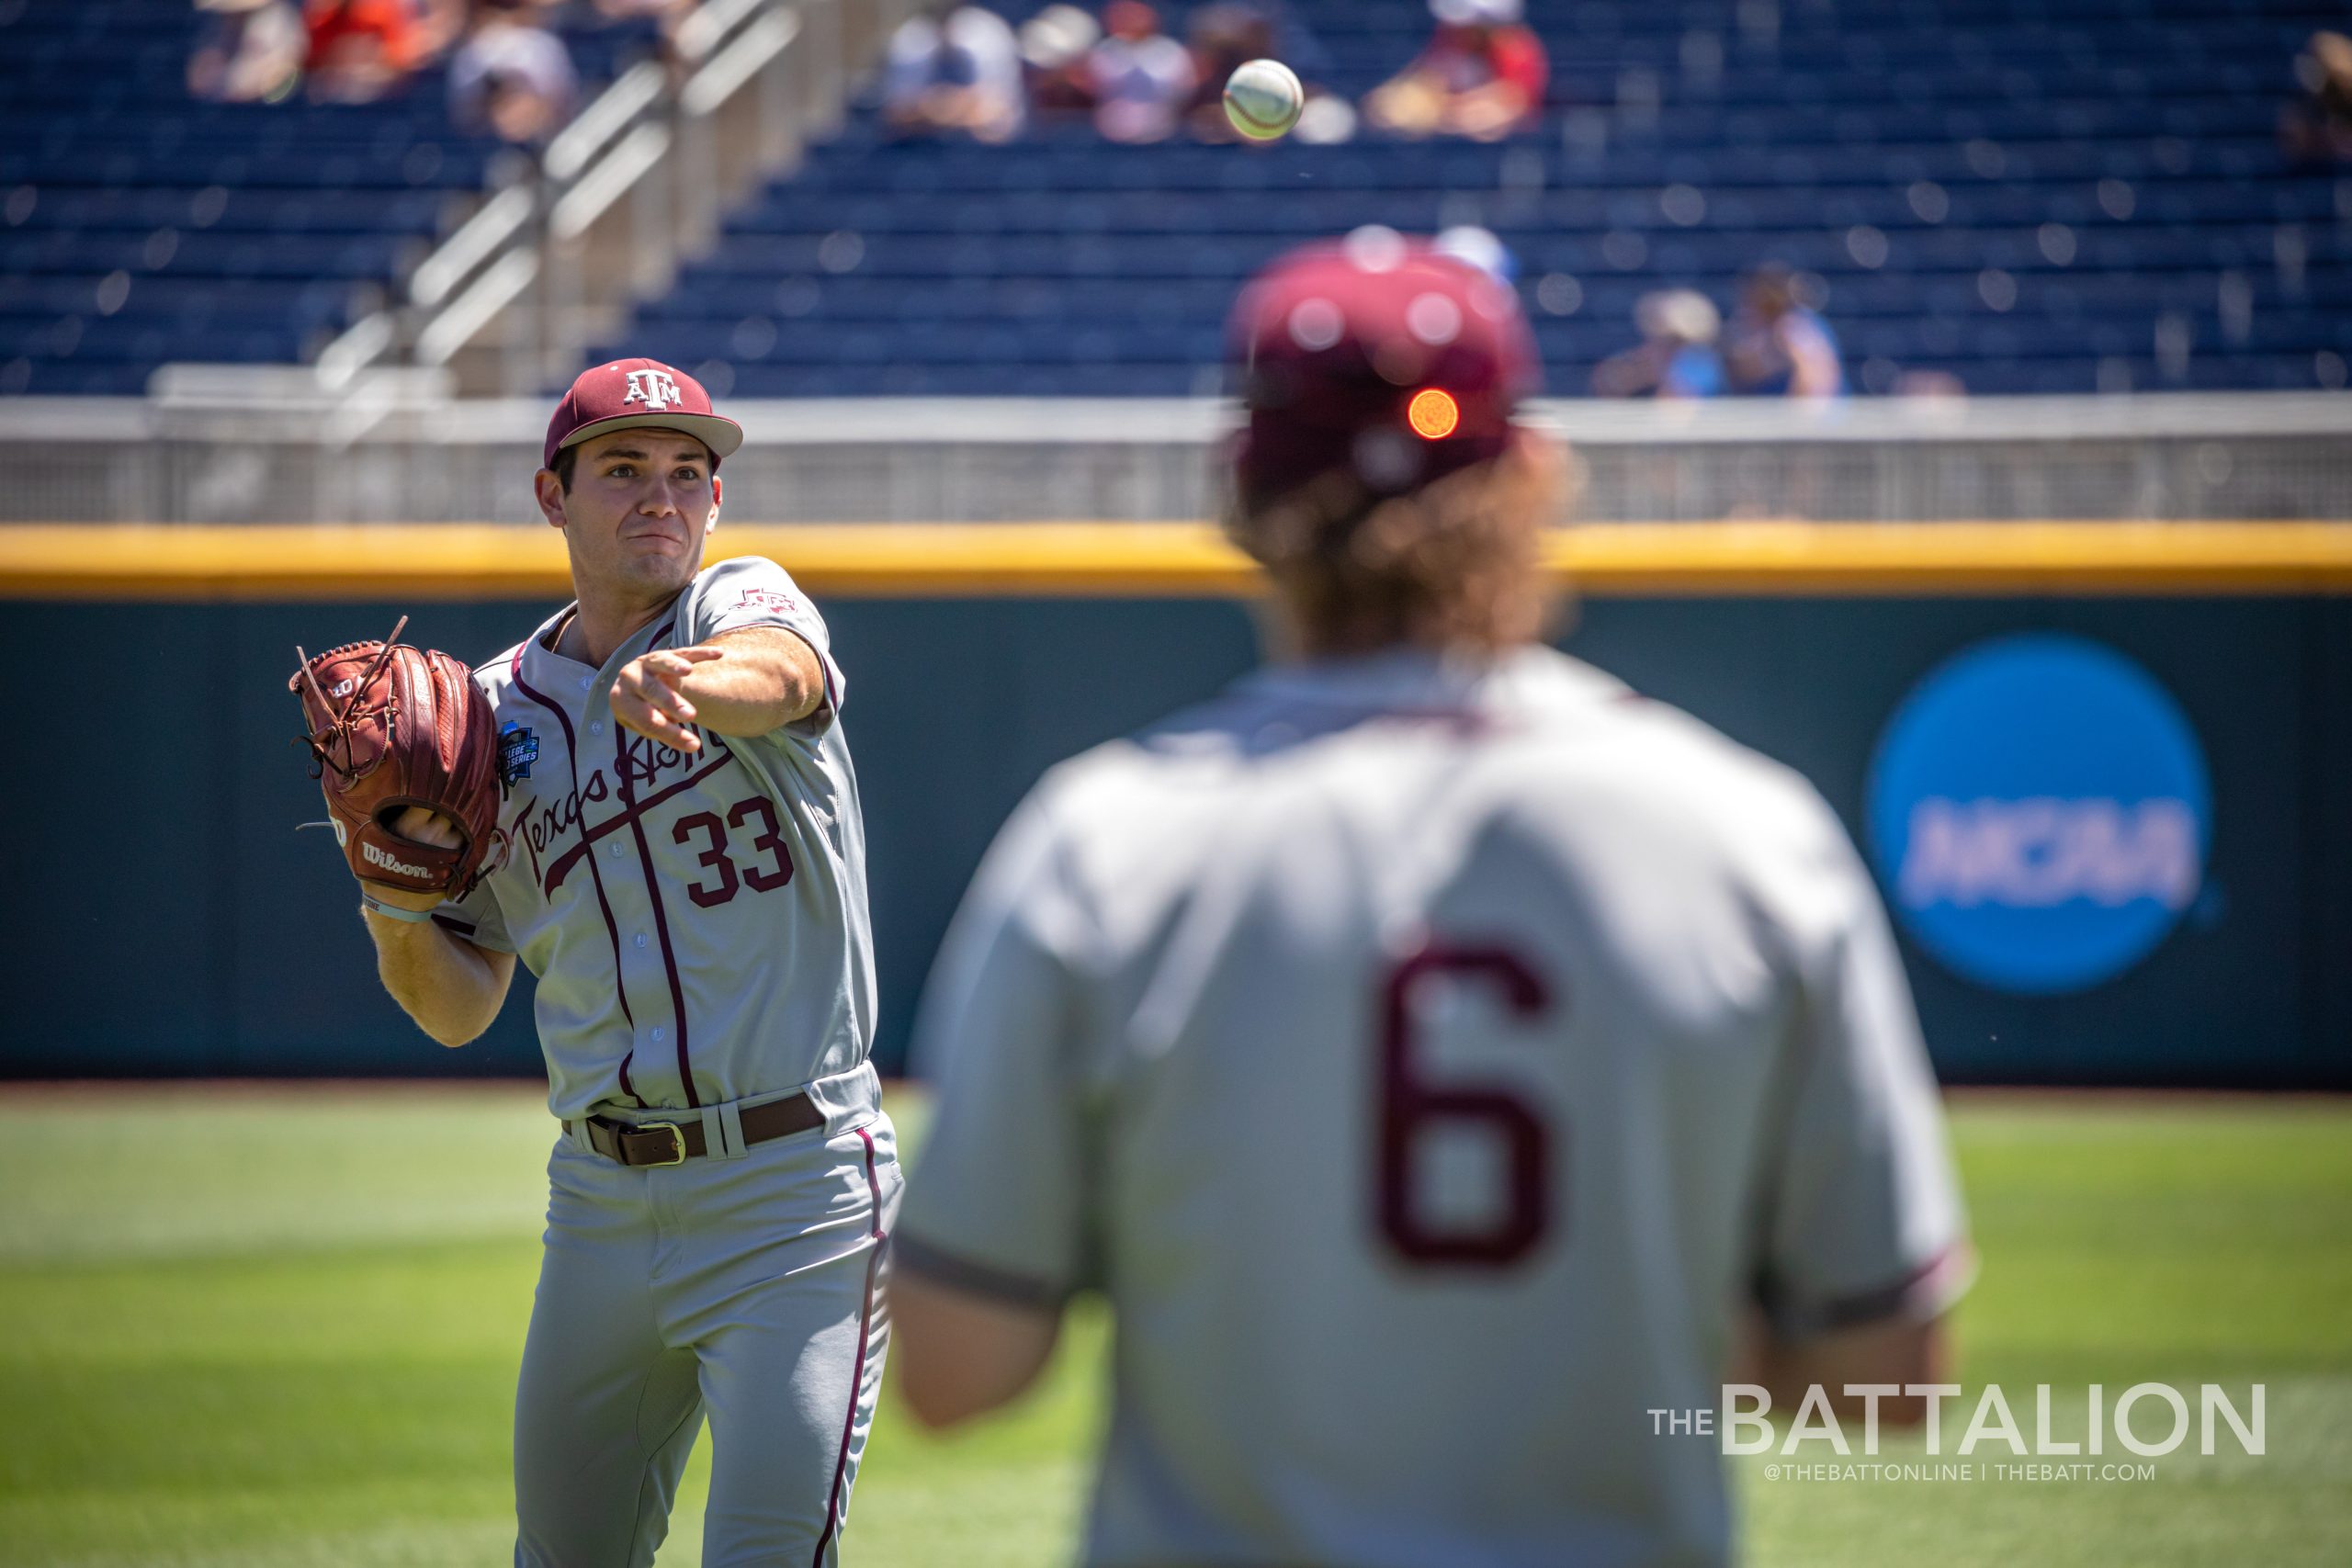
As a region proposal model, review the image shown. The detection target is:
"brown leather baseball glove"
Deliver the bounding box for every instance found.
[290,616,503,898]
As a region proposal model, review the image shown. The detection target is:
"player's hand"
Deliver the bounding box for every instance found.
[359,807,460,913]
[612,646,725,753]
[393,805,461,850]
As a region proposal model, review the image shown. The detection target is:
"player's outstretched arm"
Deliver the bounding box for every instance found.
[890,1270,1061,1430]
[609,626,826,751]
[357,807,516,1048]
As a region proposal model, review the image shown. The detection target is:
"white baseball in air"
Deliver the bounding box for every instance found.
[1224,58,1304,141]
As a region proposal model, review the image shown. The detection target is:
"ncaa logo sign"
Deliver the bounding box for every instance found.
[1865,634,2210,995]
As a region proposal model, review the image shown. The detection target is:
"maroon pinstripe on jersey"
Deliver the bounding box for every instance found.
[440,555,874,1123]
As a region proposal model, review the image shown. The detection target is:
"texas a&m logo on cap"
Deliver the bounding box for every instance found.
[622,367,683,413]
[542,356,745,471]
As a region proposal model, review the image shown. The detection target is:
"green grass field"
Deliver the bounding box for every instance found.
[1,1086,2346,1567]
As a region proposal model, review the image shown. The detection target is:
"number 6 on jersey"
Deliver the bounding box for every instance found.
[1376,942,1558,1270]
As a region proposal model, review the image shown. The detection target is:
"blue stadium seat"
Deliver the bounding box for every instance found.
[0,0,650,395]
[594,0,2350,399]
[10,0,2347,399]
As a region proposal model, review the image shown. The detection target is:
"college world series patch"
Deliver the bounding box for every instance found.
[498,721,539,786]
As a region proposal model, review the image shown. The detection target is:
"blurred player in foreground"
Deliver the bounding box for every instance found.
[352,359,895,1566]
[890,239,1972,1565]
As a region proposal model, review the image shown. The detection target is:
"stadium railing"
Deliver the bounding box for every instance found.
[1,389,2346,525]
[314,0,923,400]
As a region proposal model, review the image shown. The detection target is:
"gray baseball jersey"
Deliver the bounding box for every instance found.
[437,553,896,1566]
[900,645,1970,1568]
[440,553,877,1125]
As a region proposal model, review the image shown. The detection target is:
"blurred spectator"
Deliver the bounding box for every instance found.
[1893,368,1968,400]
[1364,0,1547,142]
[1020,4,1101,118]
[188,0,307,104]
[448,0,578,145]
[1592,288,1726,399]
[303,0,438,103]
[1723,265,1844,399]
[1434,221,1514,282]
[2280,30,2352,164]
[1088,1,1196,144]
[885,7,1024,143]
[1183,2,1352,144]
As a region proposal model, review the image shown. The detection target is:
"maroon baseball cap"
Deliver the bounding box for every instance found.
[1228,232,1540,507]
[543,357,743,472]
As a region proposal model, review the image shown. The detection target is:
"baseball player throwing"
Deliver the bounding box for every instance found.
[344,359,895,1567]
[889,243,1972,1565]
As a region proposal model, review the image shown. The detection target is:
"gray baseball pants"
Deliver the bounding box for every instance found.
[512,1110,900,1568]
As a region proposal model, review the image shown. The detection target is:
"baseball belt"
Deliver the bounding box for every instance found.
[566,1091,823,1168]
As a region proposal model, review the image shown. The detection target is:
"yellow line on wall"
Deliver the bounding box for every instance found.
[4,521,2352,599]
[1556,521,2352,595]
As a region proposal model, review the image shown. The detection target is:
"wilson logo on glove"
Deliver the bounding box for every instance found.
[361,841,432,878]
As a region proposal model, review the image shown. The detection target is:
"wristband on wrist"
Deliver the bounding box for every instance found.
[360,892,437,924]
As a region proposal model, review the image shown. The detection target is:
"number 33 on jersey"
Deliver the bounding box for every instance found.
[436,555,875,1122]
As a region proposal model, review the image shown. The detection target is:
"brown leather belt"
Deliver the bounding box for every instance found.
[566,1092,823,1168]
